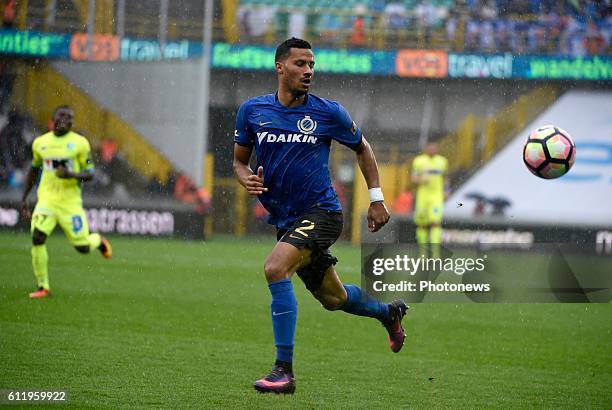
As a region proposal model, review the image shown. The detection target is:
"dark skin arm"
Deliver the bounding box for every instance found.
[20,166,41,219]
[411,172,425,185]
[354,136,390,232]
[233,143,268,195]
[55,164,93,182]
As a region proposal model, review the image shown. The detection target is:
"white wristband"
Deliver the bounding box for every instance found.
[368,187,384,203]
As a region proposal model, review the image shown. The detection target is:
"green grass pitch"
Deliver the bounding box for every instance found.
[1,232,610,408]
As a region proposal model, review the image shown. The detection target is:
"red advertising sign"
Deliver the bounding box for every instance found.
[395,50,448,78]
[70,33,119,61]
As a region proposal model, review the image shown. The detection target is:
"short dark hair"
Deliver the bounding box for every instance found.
[275,37,311,63]
[53,105,72,116]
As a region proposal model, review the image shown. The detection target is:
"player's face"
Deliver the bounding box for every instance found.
[53,108,74,135]
[425,143,438,156]
[277,48,315,95]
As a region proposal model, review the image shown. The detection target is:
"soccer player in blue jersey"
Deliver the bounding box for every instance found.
[233,38,408,394]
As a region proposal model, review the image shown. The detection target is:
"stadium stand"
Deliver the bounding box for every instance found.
[233,0,610,54]
[5,0,610,55]
[0,59,211,215]
[0,108,36,191]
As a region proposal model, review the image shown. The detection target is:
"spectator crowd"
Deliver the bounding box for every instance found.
[457,0,610,55]
[0,109,36,191]
[3,0,609,56]
[236,0,611,56]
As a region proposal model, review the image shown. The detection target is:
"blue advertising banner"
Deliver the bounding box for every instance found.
[3,28,611,81]
[448,53,513,79]
[211,42,396,75]
[0,29,70,58]
[120,38,202,61]
[513,56,612,81]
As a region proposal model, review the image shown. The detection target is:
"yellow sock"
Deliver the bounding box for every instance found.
[430,225,442,244]
[88,233,101,250]
[430,226,442,259]
[430,243,441,259]
[416,226,428,245]
[416,226,429,257]
[31,245,49,290]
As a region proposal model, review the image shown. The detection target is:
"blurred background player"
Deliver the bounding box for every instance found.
[20,105,112,298]
[233,38,407,395]
[411,142,448,258]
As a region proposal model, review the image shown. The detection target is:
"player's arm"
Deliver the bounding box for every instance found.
[411,159,424,185]
[354,136,390,232]
[55,164,93,181]
[57,139,94,181]
[329,102,389,232]
[21,165,41,219]
[233,143,267,195]
[21,138,43,219]
[411,172,423,185]
[233,102,265,195]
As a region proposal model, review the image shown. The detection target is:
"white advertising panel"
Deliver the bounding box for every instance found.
[445,91,612,227]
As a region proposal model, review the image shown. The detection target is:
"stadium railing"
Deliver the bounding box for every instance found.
[13,1,606,56]
[438,85,558,174]
[18,0,226,41]
[483,86,557,161]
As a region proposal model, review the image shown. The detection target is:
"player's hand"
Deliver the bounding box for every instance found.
[245,166,268,195]
[20,201,31,220]
[55,164,71,179]
[367,201,390,232]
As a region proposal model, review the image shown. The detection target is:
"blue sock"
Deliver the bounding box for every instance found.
[268,279,297,364]
[341,285,389,322]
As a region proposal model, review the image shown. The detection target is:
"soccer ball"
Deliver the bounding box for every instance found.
[523,125,576,179]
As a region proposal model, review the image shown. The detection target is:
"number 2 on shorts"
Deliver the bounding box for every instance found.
[294,219,315,237]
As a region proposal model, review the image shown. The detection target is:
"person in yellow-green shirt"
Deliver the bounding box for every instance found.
[20,106,112,299]
[411,142,449,256]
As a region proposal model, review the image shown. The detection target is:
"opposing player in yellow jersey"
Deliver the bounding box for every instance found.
[411,143,449,257]
[20,106,112,298]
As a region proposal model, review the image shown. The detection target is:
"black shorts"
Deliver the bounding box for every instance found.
[277,208,343,292]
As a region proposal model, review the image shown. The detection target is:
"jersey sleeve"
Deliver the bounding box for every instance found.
[78,138,95,172]
[329,102,362,150]
[234,102,254,147]
[31,138,42,168]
